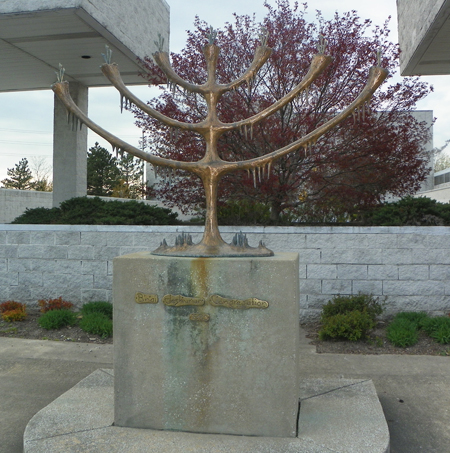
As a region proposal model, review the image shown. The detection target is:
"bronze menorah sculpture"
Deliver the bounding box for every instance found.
[52,31,388,258]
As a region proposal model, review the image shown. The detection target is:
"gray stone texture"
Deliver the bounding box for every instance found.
[23,370,389,453]
[0,225,448,318]
[113,252,300,438]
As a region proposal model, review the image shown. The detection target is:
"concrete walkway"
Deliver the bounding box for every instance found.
[1,331,449,453]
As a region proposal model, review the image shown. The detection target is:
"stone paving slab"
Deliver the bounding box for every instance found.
[24,370,389,453]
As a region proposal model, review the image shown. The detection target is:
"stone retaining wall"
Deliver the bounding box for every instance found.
[1,225,449,320]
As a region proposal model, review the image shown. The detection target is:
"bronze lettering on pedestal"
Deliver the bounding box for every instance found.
[189,313,210,322]
[207,295,269,309]
[135,292,158,304]
[163,295,205,307]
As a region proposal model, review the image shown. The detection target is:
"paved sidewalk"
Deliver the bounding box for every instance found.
[1,332,449,453]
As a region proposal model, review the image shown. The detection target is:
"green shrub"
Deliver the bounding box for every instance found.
[12,196,179,225]
[79,312,113,338]
[392,311,430,330]
[81,301,113,319]
[421,316,450,344]
[38,309,77,330]
[38,297,74,313]
[358,196,450,226]
[387,318,418,347]
[319,310,375,342]
[321,294,384,322]
[429,324,450,344]
[11,207,61,224]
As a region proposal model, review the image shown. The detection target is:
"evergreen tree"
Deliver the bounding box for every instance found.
[87,143,120,196]
[114,153,144,199]
[1,158,33,190]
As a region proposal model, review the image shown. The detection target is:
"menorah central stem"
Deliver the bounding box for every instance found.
[201,170,226,247]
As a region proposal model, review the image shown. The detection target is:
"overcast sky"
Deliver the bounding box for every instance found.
[1,0,448,180]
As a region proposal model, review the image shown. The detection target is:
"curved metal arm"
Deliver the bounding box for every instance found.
[222,65,389,173]
[153,51,204,93]
[52,81,199,172]
[222,54,332,131]
[219,45,272,92]
[101,64,203,132]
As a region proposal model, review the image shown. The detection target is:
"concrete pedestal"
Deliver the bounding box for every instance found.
[113,252,300,438]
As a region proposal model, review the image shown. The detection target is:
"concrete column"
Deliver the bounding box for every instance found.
[52,82,88,207]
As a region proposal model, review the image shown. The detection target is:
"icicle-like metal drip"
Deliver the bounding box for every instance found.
[252,168,256,188]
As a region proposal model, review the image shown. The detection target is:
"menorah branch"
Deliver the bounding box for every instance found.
[223,54,332,132]
[220,45,272,92]
[228,65,389,172]
[153,51,203,93]
[101,64,201,132]
[52,81,198,172]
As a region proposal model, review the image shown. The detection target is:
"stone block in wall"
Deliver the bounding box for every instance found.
[0,271,18,286]
[384,296,449,315]
[307,264,337,279]
[105,232,135,246]
[298,249,321,264]
[82,261,108,276]
[397,234,428,248]
[425,233,450,249]
[299,264,306,279]
[263,233,305,252]
[80,232,107,246]
[0,259,6,272]
[19,272,43,287]
[413,249,450,265]
[94,275,113,289]
[0,231,5,244]
[30,232,55,245]
[337,264,368,280]
[43,274,93,289]
[119,247,151,256]
[322,279,352,295]
[18,245,67,260]
[306,233,368,249]
[0,245,18,258]
[7,231,30,245]
[305,294,332,309]
[368,265,399,280]
[383,280,445,297]
[399,265,429,280]
[8,259,32,273]
[68,246,94,260]
[382,249,413,265]
[366,234,398,249]
[321,249,383,265]
[430,265,450,280]
[94,246,121,260]
[352,280,383,295]
[9,287,32,301]
[81,289,110,303]
[55,232,81,246]
[32,288,80,303]
[299,279,322,295]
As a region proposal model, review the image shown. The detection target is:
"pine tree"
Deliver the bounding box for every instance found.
[1,158,34,190]
[114,153,144,199]
[87,143,120,196]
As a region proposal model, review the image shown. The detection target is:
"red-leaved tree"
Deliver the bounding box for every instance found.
[134,0,432,223]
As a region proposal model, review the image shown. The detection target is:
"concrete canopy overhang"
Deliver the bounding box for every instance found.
[397,0,450,76]
[0,0,170,91]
